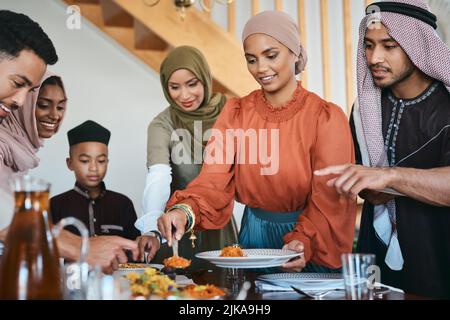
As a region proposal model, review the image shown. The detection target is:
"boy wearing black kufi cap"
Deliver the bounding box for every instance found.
[51,120,141,241]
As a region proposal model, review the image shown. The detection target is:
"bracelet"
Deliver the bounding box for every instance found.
[169,204,195,232]
[167,203,197,248]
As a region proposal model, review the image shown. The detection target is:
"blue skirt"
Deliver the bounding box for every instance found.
[238,206,341,273]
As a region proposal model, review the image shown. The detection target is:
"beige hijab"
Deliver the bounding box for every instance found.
[242,10,308,74]
[0,72,65,172]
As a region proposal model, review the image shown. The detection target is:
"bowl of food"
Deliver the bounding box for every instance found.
[124,268,226,300]
[126,268,179,299]
[180,284,227,300]
[161,256,192,279]
[163,256,191,269]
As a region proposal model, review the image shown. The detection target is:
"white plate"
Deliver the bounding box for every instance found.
[195,249,301,269]
[257,273,344,291]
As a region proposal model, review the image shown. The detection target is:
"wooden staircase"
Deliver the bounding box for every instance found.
[63,0,259,97]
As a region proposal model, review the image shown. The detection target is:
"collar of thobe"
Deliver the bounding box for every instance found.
[73,181,107,237]
[73,181,107,201]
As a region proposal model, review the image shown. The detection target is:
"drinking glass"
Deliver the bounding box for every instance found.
[341,253,376,300]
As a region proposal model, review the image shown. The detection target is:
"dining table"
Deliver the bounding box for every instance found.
[0,254,429,301]
[185,266,429,300]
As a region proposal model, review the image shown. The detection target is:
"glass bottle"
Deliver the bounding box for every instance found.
[0,176,61,299]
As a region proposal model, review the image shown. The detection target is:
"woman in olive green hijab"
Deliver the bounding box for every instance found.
[135,46,238,268]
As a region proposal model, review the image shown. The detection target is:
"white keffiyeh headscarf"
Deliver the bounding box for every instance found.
[353,0,450,270]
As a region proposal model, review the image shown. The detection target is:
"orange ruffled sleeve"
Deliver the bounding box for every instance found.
[166,98,241,231]
[283,102,357,269]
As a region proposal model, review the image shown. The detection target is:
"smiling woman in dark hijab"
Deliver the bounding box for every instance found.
[135,46,238,266]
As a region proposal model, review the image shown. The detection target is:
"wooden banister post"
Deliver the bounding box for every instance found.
[320,0,331,100]
[298,0,308,88]
[343,0,354,115]
[228,1,236,37]
[252,0,260,16]
[275,0,283,11]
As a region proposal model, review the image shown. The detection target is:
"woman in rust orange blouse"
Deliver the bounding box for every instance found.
[157,11,356,272]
